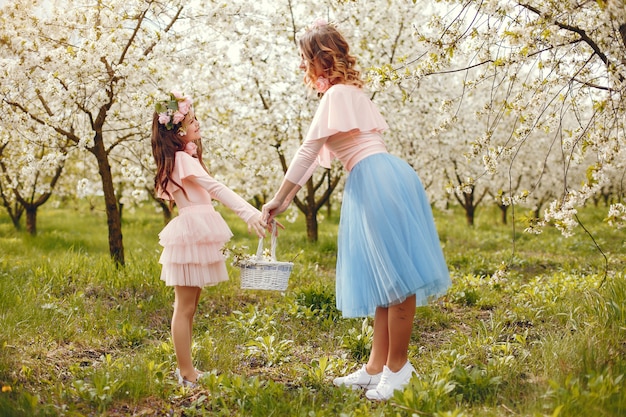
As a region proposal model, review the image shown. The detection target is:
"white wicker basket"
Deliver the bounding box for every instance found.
[240,223,293,291]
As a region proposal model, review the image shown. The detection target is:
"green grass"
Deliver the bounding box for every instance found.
[0,201,625,416]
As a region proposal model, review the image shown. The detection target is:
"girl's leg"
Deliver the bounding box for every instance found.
[366,306,389,374]
[385,294,416,371]
[190,289,201,347]
[172,285,202,382]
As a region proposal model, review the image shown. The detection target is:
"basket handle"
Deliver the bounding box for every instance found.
[255,220,278,260]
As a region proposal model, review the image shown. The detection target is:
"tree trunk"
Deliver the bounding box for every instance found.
[304,179,319,242]
[461,189,476,227]
[499,204,508,225]
[92,135,125,266]
[25,205,37,236]
[305,210,318,242]
[465,203,475,226]
[8,163,64,235]
[449,163,486,228]
[5,203,23,230]
[158,200,173,224]
[10,212,22,230]
[276,148,341,242]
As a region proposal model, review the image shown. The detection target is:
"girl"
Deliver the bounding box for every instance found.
[262,21,451,400]
[151,91,267,387]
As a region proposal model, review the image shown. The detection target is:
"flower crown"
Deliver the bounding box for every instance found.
[155,91,193,136]
[311,18,328,29]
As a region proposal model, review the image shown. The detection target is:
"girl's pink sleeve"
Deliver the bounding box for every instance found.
[176,153,260,222]
[192,175,260,223]
[158,152,207,199]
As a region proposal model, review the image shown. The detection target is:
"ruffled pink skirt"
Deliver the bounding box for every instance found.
[158,204,233,287]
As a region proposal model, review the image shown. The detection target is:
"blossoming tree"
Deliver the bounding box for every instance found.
[0,0,229,264]
[1,0,624,264]
[370,0,626,233]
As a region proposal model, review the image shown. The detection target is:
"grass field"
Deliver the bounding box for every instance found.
[0,201,624,416]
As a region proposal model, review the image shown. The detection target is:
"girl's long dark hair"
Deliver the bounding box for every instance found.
[150,112,207,205]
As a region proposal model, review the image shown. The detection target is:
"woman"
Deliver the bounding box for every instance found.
[262,21,451,400]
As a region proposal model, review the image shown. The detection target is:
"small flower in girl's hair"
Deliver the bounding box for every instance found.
[312,18,327,28]
[171,90,184,99]
[315,76,331,93]
[172,111,185,125]
[158,113,171,125]
[178,98,192,115]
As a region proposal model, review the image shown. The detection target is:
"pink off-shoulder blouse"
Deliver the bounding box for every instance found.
[285,84,389,186]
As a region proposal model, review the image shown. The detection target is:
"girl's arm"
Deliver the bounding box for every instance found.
[191,176,266,238]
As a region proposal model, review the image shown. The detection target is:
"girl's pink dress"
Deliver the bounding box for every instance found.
[157,151,259,287]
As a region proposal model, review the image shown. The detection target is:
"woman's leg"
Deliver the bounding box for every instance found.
[172,285,202,382]
[366,306,389,374]
[333,306,387,389]
[368,294,416,373]
[334,295,416,391]
[364,295,417,400]
[385,294,416,371]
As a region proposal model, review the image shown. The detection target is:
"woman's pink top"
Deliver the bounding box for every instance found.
[159,151,259,222]
[285,84,389,186]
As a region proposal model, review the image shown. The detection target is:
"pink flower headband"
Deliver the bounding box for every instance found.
[155,91,193,136]
[315,76,331,93]
[312,18,328,28]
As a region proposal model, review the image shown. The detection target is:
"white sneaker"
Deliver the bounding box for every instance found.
[365,362,417,401]
[175,368,203,388]
[333,365,382,390]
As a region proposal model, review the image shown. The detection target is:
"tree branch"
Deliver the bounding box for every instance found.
[119,1,153,64]
[3,99,81,144]
[287,0,298,48]
[143,4,184,57]
[519,1,624,81]
[35,91,53,117]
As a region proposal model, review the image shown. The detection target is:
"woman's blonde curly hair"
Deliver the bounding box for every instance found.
[298,21,363,91]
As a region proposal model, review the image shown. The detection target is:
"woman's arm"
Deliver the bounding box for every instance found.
[262,179,301,223]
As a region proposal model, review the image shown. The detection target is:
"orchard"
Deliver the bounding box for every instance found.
[1,0,624,261]
[0,1,625,415]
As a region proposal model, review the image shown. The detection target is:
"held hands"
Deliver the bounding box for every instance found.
[261,197,289,225]
[247,214,267,238]
[261,180,299,226]
[247,214,284,238]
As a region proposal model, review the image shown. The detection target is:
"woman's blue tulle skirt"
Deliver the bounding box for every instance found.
[336,153,451,317]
